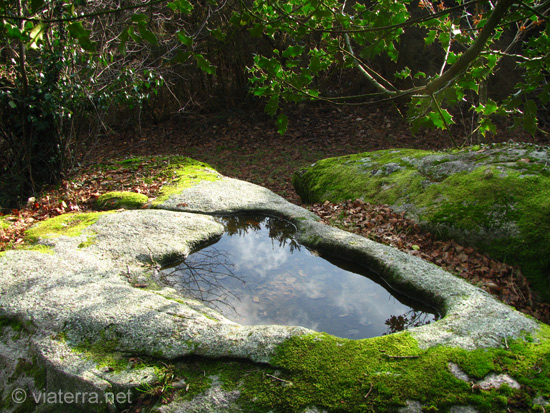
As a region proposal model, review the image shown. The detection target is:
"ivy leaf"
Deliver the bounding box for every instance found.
[282,45,304,58]
[209,28,225,41]
[177,31,192,46]
[265,95,279,116]
[172,50,191,63]
[167,0,193,14]
[119,27,129,54]
[484,99,498,116]
[127,26,141,43]
[425,30,437,45]
[138,23,158,45]
[427,108,454,129]
[249,23,264,38]
[479,118,496,137]
[7,26,23,39]
[194,54,216,75]
[67,22,95,51]
[439,32,450,49]
[131,14,148,23]
[395,67,411,80]
[67,21,88,39]
[523,99,538,136]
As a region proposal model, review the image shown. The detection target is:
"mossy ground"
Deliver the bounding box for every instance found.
[24,211,114,243]
[235,329,550,412]
[0,216,10,230]
[95,191,148,210]
[51,317,549,412]
[292,148,435,205]
[292,144,550,300]
[91,327,550,412]
[150,157,221,205]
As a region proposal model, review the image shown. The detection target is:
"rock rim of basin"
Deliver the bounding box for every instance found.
[0,174,542,410]
[157,177,539,350]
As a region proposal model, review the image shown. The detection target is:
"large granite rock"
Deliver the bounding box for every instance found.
[292,143,550,299]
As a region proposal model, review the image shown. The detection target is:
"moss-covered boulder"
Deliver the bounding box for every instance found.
[293,143,550,300]
[96,191,148,210]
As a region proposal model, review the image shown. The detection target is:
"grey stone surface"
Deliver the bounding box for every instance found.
[477,373,520,390]
[0,209,311,411]
[449,362,471,382]
[449,362,521,391]
[398,400,423,413]
[0,174,544,411]
[156,176,319,222]
[157,376,242,413]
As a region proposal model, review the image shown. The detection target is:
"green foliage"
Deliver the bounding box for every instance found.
[1,0,548,208]
[0,0,167,210]
[242,0,549,140]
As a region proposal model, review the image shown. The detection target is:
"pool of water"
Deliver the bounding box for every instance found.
[160,214,439,339]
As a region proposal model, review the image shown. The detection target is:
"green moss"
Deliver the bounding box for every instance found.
[292,149,435,204]
[232,328,550,412]
[12,356,47,390]
[10,323,546,412]
[0,317,25,336]
[0,216,10,230]
[96,191,149,210]
[151,157,221,206]
[78,234,97,249]
[293,146,550,300]
[120,326,549,412]
[416,166,550,296]
[69,330,132,373]
[18,243,54,254]
[24,211,113,243]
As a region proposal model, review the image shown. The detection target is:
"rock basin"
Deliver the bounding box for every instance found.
[0,168,547,412]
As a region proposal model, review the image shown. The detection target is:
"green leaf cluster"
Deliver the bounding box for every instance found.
[237,0,549,140]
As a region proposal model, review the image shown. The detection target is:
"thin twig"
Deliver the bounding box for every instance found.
[266,374,293,385]
[385,354,420,359]
[364,383,374,399]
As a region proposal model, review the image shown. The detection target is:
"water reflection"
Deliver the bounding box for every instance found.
[161,215,438,339]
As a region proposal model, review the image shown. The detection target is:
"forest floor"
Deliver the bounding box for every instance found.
[2,102,550,324]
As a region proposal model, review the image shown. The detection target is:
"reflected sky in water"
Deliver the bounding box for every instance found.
[161,215,437,339]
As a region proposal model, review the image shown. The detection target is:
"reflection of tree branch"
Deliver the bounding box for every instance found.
[160,248,246,314]
[217,215,301,253]
[384,309,440,335]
